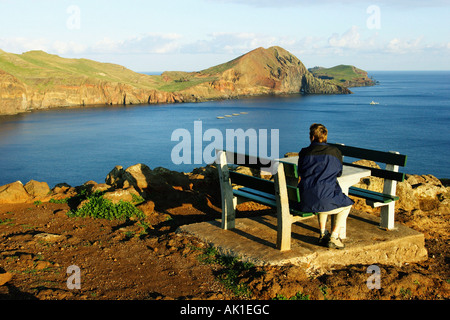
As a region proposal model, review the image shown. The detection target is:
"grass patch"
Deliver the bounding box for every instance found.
[198,246,256,298]
[49,197,69,204]
[273,292,310,300]
[158,76,216,92]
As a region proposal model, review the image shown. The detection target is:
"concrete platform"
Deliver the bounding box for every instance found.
[178,211,428,275]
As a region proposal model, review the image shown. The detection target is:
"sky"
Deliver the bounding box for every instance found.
[0,0,449,72]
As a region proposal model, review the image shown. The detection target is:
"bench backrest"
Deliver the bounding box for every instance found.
[328,143,407,182]
[217,149,300,203]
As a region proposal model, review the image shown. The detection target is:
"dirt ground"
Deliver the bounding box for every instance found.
[0,179,449,301]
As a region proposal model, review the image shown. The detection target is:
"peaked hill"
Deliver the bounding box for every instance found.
[0,46,351,115]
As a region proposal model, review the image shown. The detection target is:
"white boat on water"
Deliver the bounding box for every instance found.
[370,101,379,105]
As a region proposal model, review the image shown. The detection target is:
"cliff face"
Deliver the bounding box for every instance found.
[0,70,28,115]
[182,46,350,99]
[0,47,351,116]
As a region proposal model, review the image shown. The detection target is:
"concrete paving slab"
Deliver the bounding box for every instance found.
[178,211,427,275]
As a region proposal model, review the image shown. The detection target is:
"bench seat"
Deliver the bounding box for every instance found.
[349,186,399,207]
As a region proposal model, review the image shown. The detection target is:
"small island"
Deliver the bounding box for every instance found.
[309,65,377,87]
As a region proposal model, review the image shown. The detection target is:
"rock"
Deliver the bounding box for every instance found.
[136,200,156,216]
[24,180,51,198]
[0,181,31,204]
[284,152,298,158]
[102,187,140,204]
[396,174,448,212]
[0,272,12,286]
[90,183,111,193]
[106,164,158,192]
[123,164,153,190]
[152,167,190,190]
[83,180,111,193]
[52,183,72,194]
[352,160,384,193]
[105,165,126,188]
[35,261,52,270]
[33,233,66,243]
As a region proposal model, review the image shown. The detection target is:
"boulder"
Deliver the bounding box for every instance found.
[123,164,153,190]
[396,174,448,212]
[52,183,72,194]
[102,187,140,204]
[136,200,156,216]
[152,167,191,190]
[106,164,157,191]
[33,233,66,243]
[82,180,111,193]
[105,165,126,188]
[351,160,384,192]
[0,181,31,204]
[0,272,12,286]
[351,163,449,214]
[24,180,51,198]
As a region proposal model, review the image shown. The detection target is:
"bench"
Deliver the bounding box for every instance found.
[328,143,407,230]
[216,149,315,251]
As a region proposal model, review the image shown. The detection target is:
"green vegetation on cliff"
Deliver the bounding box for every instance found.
[0,46,357,115]
[0,49,160,90]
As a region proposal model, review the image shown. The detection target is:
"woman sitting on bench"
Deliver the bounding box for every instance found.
[297,123,354,249]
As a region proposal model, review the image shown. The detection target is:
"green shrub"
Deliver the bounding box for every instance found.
[68,192,144,221]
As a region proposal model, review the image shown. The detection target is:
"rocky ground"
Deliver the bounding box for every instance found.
[0,164,448,301]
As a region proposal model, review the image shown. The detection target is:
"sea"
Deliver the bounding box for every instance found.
[0,71,449,188]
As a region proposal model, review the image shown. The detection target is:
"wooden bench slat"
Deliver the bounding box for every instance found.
[343,162,405,182]
[233,188,277,208]
[230,171,274,194]
[329,143,407,167]
[349,187,399,203]
[223,150,276,169]
[230,171,300,202]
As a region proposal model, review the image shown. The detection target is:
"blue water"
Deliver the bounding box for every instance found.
[0,71,449,187]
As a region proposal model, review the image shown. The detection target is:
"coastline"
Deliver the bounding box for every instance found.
[0,47,352,116]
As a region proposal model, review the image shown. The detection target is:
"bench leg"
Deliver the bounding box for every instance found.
[274,162,291,251]
[380,202,396,230]
[380,163,398,230]
[217,150,235,230]
[277,215,292,251]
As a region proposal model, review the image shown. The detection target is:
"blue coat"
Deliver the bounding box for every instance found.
[297,142,354,213]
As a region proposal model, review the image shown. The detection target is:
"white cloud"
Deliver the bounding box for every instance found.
[52,41,87,55]
[90,33,183,54]
[0,37,49,53]
[328,26,361,49]
[211,0,450,8]
[386,36,424,54]
[1,27,449,71]
[181,32,298,55]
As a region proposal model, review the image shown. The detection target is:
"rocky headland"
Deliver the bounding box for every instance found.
[0,46,352,116]
[0,161,448,300]
[309,65,377,87]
